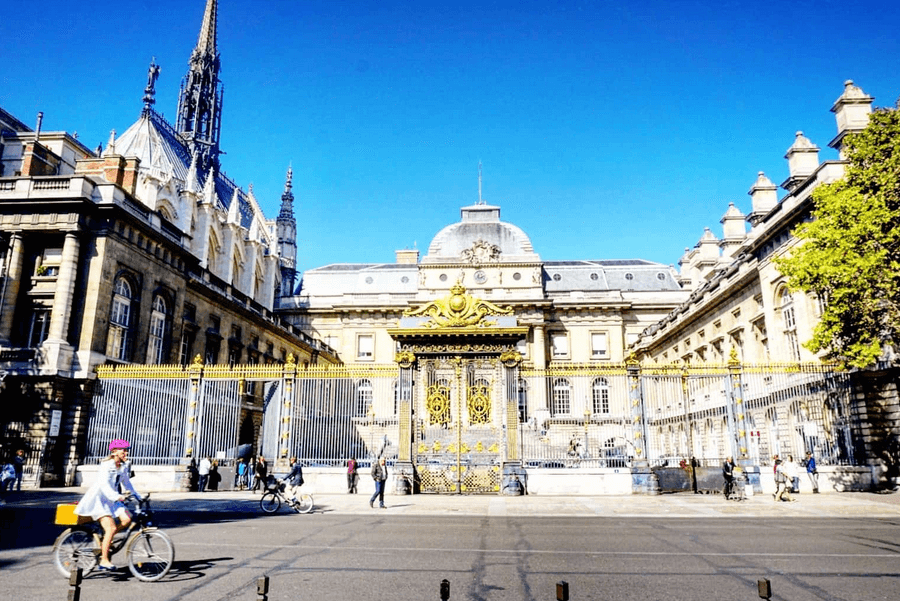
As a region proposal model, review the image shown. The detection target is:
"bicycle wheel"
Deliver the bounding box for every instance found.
[126,529,174,582]
[260,491,281,513]
[294,494,314,514]
[53,527,99,578]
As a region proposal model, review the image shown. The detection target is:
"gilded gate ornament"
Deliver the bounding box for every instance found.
[403,282,512,328]
[426,383,451,425]
[467,383,491,424]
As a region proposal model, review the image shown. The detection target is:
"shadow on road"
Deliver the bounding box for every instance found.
[0,490,292,553]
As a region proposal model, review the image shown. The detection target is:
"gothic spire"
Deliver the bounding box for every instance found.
[279,165,294,219]
[176,0,223,174]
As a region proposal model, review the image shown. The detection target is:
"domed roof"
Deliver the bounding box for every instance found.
[423,204,540,264]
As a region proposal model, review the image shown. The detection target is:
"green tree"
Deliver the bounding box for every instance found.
[776,102,900,368]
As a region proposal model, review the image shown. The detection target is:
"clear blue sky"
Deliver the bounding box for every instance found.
[3,0,898,275]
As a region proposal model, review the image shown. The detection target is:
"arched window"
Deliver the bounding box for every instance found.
[107,276,133,361]
[356,379,373,417]
[552,378,571,416]
[147,294,169,364]
[592,377,610,414]
[780,287,801,361]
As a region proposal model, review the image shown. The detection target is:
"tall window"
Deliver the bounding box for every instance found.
[551,333,569,359]
[28,307,51,347]
[356,379,373,416]
[147,295,168,364]
[591,332,609,359]
[592,377,610,414]
[552,378,571,415]
[517,378,528,423]
[107,277,133,361]
[780,287,801,361]
[357,334,374,361]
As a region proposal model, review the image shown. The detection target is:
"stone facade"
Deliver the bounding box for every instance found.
[0,1,335,487]
[633,81,876,365]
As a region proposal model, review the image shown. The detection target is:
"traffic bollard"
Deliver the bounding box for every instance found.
[67,567,82,601]
[757,578,772,599]
[440,578,450,600]
[257,575,269,601]
[556,580,569,601]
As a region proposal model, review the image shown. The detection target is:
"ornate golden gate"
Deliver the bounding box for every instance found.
[389,282,528,495]
[415,356,504,493]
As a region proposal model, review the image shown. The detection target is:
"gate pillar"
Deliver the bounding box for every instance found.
[394,351,416,494]
[501,350,525,495]
[180,355,204,491]
[728,351,759,494]
[628,356,659,495]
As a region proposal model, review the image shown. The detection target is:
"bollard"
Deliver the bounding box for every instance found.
[556,580,569,601]
[757,578,771,599]
[67,567,82,601]
[440,578,450,600]
[257,575,269,601]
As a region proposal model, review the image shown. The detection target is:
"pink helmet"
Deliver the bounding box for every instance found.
[109,439,131,451]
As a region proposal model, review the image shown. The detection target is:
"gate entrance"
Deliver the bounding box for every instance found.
[415,356,504,493]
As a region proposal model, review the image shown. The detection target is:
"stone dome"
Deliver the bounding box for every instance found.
[423,204,540,264]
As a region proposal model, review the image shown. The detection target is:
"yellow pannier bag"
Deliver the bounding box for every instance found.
[55,503,91,526]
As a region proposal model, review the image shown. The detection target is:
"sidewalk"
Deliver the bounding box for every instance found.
[14,487,900,518]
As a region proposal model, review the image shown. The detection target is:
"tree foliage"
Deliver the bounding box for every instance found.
[776,102,900,368]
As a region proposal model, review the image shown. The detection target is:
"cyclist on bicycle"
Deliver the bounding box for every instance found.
[284,456,304,505]
[73,439,141,571]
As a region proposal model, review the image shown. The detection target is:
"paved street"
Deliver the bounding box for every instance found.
[2,489,900,600]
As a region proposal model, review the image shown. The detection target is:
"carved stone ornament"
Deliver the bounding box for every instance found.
[394,350,417,368]
[403,282,512,328]
[500,349,523,368]
[461,239,501,264]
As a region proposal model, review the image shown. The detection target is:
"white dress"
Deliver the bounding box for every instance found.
[74,459,139,520]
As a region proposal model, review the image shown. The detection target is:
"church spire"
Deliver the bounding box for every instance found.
[279,165,294,219]
[176,0,223,174]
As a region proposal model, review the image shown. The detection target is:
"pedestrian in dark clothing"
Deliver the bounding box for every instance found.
[370,457,387,509]
[13,449,25,491]
[722,456,736,498]
[252,455,268,493]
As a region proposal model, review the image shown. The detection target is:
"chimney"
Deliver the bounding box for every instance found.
[747,171,778,226]
[395,249,419,264]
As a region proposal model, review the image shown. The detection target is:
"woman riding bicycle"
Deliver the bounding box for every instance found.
[73,439,142,571]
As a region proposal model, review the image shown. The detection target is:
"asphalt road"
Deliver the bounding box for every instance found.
[2,492,899,601]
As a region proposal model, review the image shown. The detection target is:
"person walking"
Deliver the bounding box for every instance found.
[198,456,211,492]
[252,455,268,493]
[785,455,800,493]
[369,457,388,509]
[347,457,358,494]
[806,451,820,493]
[236,458,248,490]
[722,456,736,499]
[774,458,795,502]
[13,449,25,491]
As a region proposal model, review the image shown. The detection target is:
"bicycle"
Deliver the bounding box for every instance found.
[259,478,313,514]
[52,495,175,582]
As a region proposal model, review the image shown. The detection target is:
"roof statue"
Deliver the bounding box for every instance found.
[403,282,513,328]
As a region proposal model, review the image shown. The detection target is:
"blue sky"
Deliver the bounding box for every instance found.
[3,0,898,275]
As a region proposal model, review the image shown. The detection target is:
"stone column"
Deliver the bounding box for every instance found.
[46,231,80,343]
[531,324,548,414]
[0,232,24,345]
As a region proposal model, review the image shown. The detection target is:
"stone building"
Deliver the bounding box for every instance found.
[0,0,335,487]
[632,80,876,365]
